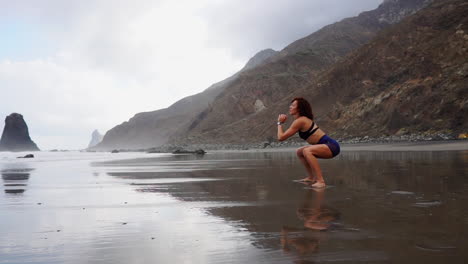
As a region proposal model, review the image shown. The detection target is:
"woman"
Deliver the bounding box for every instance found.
[277,97,340,188]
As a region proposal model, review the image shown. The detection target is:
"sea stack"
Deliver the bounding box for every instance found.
[88,129,103,148]
[0,113,40,152]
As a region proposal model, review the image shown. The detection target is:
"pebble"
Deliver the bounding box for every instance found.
[413,201,442,207]
[390,191,415,195]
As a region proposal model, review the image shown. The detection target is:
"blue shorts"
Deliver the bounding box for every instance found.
[318,135,340,157]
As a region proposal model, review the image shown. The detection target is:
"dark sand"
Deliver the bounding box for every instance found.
[1,143,467,263]
[218,140,468,153]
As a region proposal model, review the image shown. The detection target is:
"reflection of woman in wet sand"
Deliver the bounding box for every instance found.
[297,188,340,231]
[277,97,340,188]
[281,189,340,258]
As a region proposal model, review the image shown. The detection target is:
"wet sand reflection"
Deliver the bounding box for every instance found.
[281,188,340,260]
[91,150,468,263]
[1,166,33,195]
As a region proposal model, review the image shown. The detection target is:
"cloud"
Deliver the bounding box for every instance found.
[0,0,382,149]
[201,0,382,58]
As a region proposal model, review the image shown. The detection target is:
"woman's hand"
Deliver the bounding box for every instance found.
[278,114,287,123]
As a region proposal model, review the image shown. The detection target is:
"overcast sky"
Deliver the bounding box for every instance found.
[0,0,382,150]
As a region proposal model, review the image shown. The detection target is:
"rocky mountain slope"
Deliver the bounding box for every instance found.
[316,0,468,138]
[180,0,467,144]
[173,0,436,144]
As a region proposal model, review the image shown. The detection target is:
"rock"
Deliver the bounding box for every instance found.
[194,149,206,155]
[254,99,266,112]
[0,113,40,152]
[111,150,120,153]
[17,154,34,159]
[88,129,104,148]
[172,148,206,155]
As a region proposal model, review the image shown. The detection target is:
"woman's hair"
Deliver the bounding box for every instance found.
[291,97,314,119]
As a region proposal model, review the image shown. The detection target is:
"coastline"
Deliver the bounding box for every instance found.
[140,139,468,154]
[89,132,468,154]
[206,140,468,153]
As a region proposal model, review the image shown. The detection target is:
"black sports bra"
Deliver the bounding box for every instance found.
[298,121,319,140]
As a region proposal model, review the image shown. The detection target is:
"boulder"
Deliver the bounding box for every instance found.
[172,148,206,155]
[17,154,34,159]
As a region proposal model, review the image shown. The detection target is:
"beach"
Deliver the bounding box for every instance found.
[1,142,467,263]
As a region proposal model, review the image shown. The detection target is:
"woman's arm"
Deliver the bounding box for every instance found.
[278,118,302,142]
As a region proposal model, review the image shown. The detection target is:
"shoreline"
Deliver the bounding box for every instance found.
[85,139,468,154]
[206,140,468,153]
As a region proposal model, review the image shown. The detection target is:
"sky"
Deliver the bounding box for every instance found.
[0,0,382,150]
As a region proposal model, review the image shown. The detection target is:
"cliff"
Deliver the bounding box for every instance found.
[88,129,104,148]
[0,113,40,152]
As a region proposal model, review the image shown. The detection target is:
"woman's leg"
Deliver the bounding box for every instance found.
[302,145,333,188]
[296,147,316,182]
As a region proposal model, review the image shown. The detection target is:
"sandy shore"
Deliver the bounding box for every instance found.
[2,147,467,263]
[340,140,468,151]
[210,140,468,153]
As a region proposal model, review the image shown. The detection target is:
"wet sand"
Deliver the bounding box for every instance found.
[1,146,467,263]
[215,140,468,153]
[340,140,468,151]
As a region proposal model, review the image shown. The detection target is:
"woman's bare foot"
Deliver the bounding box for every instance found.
[296,177,316,183]
[310,181,326,188]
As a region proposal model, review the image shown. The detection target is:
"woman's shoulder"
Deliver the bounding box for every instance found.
[293,116,311,129]
[297,116,313,123]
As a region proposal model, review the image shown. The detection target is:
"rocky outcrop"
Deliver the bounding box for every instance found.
[17,154,34,159]
[88,129,103,148]
[378,0,433,24]
[172,148,206,155]
[315,0,468,139]
[0,113,40,152]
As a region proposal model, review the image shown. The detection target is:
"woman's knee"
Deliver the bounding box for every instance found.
[296,147,305,157]
[303,148,316,157]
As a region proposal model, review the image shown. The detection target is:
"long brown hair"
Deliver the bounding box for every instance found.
[291,97,314,120]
